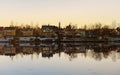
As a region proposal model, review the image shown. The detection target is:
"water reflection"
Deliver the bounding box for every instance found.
[0,42,120,62]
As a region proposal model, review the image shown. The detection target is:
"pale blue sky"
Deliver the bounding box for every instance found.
[0,0,120,27]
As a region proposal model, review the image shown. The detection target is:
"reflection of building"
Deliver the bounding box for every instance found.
[0,42,118,61]
[3,46,16,56]
[75,46,86,53]
[64,47,76,54]
[41,46,53,57]
[0,37,13,42]
[64,46,86,54]
[22,47,33,54]
[20,37,36,42]
[0,46,4,55]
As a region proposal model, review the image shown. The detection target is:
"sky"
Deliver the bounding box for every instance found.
[0,0,120,27]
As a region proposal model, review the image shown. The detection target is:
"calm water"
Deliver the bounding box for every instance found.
[0,43,120,75]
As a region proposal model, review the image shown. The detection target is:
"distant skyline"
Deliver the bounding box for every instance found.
[0,0,120,27]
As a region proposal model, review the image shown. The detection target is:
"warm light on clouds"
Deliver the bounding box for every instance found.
[0,0,120,27]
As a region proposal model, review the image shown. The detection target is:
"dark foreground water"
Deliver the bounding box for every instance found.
[0,43,120,75]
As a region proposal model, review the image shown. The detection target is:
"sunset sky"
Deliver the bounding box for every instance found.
[0,0,120,27]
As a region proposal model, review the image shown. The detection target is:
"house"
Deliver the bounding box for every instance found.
[41,25,58,33]
[62,29,86,41]
[76,29,86,37]
[20,28,34,37]
[40,25,58,41]
[4,27,16,37]
[0,27,4,37]
[85,30,97,38]
[63,25,76,36]
[62,28,86,41]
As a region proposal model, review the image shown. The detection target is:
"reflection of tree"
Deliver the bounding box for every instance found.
[94,53,103,61]
[69,53,77,61]
[117,52,120,59]
[86,50,103,61]
[109,51,117,62]
[102,52,109,59]
[1,43,120,61]
[85,49,120,61]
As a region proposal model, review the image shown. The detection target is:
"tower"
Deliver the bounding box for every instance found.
[59,22,61,29]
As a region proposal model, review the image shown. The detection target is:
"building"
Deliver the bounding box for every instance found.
[41,25,58,33]
[76,29,86,37]
[20,29,34,37]
[85,30,96,38]
[4,27,16,37]
[0,27,4,37]
[40,25,58,41]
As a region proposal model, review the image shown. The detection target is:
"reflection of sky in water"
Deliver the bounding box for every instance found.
[0,52,120,75]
